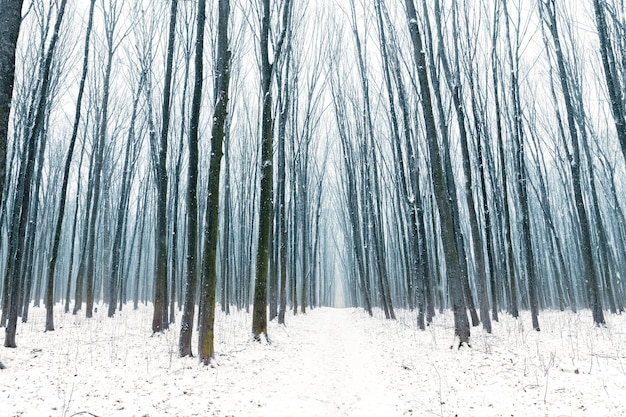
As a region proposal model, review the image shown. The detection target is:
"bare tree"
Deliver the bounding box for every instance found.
[179,0,206,357]
[152,0,178,333]
[540,0,605,325]
[5,0,68,347]
[45,0,96,331]
[0,0,25,217]
[252,0,293,341]
[197,0,231,365]
[403,0,470,346]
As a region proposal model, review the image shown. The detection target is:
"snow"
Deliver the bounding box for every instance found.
[2,305,626,416]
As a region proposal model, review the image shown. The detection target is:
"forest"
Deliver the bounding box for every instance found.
[1,0,626,373]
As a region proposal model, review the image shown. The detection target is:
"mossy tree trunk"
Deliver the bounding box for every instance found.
[198,0,230,365]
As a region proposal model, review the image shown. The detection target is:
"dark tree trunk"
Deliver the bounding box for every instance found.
[46,0,96,330]
[152,0,178,333]
[0,0,25,215]
[503,0,539,329]
[277,50,291,324]
[592,0,626,165]
[404,0,470,346]
[433,0,491,333]
[179,0,205,357]
[541,1,605,325]
[252,0,292,340]
[5,0,67,347]
[198,0,230,365]
[492,0,519,318]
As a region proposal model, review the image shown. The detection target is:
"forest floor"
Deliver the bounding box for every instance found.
[1,304,626,416]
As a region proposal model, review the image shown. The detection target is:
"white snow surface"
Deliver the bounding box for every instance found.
[2,305,626,416]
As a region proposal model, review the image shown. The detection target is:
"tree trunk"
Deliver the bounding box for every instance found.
[152,0,178,333]
[252,0,292,341]
[592,0,626,165]
[5,0,67,347]
[404,0,470,346]
[179,0,205,357]
[198,0,230,365]
[541,1,605,325]
[46,0,96,330]
[0,0,25,217]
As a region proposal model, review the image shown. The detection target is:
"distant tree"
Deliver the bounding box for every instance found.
[85,0,125,319]
[490,0,519,318]
[107,70,145,318]
[502,0,540,330]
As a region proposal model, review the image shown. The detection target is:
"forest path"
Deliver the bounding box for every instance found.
[256,308,405,416]
[206,307,417,417]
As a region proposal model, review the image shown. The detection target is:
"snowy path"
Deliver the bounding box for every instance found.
[3,305,626,416]
[255,309,402,416]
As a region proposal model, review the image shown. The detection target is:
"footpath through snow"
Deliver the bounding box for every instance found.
[2,305,626,416]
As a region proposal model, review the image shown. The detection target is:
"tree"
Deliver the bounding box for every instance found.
[502,0,540,330]
[252,0,293,341]
[403,0,470,346]
[592,0,626,165]
[179,0,206,357]
[0,0,26,215]
[432,0,491,333]
[84,0,124,319]
[45,0,96,331]
[197,0,231,365]
[151,0,178,334]
[540,0,605,325]
[5,0,68,347]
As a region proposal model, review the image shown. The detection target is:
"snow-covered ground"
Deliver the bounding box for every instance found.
[2,304,626,416]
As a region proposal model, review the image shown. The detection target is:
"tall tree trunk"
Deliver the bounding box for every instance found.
[179,0,205,357]
[252,0,292,340]
[433,0,491,333]
[541,1,605,325]
[198,0,230,365]
[152,0,178,333]
[592,0,626,165]
[0,0,25,216]
[5,0,67,347]
[108,74,144,318]
[46,0,96,330]
[503,0,539,330]
[492,0,519,318]
[404,0,470,346]
[277,50,291,324]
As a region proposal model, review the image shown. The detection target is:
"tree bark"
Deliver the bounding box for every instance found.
[179,0,205,357]
[0,0,25,216]
[404,0,470,346]
[152,0,178,333]
[198,0,230,365]
[5,0,67,347]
